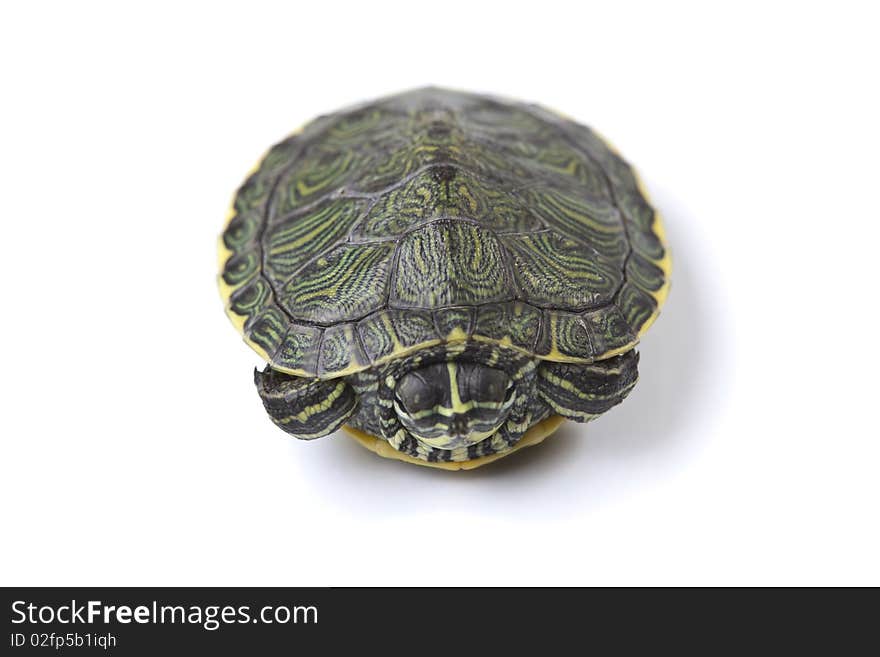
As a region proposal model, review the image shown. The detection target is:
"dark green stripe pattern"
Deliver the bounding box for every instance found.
[220,87,668,379]
[254,367,357,439]
[537,350,639,422]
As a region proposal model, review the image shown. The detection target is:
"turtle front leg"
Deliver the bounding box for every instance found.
[254,367,357,439]
[536,350,639,422]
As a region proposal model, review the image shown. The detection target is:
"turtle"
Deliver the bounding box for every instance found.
[218,87,670,470]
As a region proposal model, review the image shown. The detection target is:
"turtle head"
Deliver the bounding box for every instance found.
[393,362,516,449]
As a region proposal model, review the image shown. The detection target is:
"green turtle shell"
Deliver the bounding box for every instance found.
[219,88,670,379]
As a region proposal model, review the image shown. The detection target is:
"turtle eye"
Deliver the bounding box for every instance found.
[395,370,443,413]
[461,365,511,405]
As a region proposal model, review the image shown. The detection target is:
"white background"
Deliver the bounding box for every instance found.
[1,1,878,586]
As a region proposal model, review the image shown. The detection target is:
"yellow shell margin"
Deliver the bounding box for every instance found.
[590,128,672,337]
[341,414,566,470]
[217,128,304,363]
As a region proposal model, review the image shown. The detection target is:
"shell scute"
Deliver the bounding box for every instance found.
[354,166,539,239]
[272,324,322,374]
[390,220,513,309]
[473,302,542,353]
[582,306,637,357]
[278,242,395,324]
[502,231,622,310]
[245,306,288,359]
[318,323,368,377]
[357,310,438,363]
[265,199,366,281]
[434,307,475,340]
